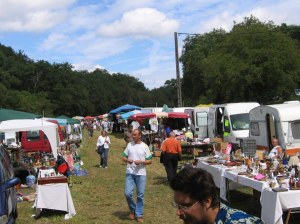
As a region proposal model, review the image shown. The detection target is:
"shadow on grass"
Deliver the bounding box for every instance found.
[152,176,169,186]
[112,211,131,221]
[34,209,66,219]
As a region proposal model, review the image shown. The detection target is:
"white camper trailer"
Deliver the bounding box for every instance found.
[208,102,260,144]
[249,103,300,155]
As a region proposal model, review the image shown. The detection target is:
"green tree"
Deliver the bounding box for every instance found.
[181,16,300,104]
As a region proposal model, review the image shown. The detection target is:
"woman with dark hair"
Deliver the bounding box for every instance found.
[170,167,263,224]
[96,130,110,168]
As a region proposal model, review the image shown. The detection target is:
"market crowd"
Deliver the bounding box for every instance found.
[93,117,263,223]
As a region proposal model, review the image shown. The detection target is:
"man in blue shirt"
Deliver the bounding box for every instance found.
[170,167,264,224]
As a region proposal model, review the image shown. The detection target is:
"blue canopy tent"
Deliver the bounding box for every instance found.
[110,104,141,114]
[120,110,142,120]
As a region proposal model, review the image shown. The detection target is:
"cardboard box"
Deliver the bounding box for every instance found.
[154,151,161,157]
[38,176,67,185]
[220,142,229,150]
[212,138,223,143]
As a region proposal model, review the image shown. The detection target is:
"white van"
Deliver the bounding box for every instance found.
[208,102,260,144]
[186,107,210,140]
[249,102,300,155]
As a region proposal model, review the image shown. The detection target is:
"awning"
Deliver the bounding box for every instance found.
[168,112,189,118]
[130,112,189,120]
[57,115,80,124]
[110,104,141,114]
[120,110,141,120]
[0,119,59,159]
[84,116,95,120]
[0,108,41,121]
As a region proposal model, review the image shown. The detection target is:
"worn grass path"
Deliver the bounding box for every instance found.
[16,130,182,224]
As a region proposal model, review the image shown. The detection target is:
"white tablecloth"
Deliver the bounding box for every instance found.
[197,158,300,224]
[261,188,300,224]
[224,170,269,192]
[34,183,76,219]
[197,160,243,200]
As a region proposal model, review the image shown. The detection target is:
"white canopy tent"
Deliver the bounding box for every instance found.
[0,119,59,159]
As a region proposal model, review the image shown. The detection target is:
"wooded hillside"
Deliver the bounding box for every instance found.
[181,16,300,105]
[1,17,300,116]
[0,45,177,117]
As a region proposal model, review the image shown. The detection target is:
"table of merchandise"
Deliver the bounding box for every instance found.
[34,180,76,219]
[197,159,244,200]
[261,188,300,224]
[197,158,300,224]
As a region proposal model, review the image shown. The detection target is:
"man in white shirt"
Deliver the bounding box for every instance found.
[122,129,152,223]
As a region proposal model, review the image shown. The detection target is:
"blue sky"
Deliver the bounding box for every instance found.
[0,0,299,89]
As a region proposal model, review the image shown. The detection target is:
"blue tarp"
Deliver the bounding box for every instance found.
[46,118,68,126]
[120,110,141,120]
[110,104,141,114]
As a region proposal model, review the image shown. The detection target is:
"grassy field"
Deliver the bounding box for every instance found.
[16,130,258,224]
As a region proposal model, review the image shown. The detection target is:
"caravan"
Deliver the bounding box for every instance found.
[249,102,300,155]
[208,103,260,144]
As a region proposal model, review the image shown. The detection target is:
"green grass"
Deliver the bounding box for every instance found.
[16,130,182,224]
[16,130,261,224]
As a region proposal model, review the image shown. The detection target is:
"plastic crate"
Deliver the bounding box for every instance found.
[239,138,256,156]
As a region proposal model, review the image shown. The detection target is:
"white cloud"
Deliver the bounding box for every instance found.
[2,0,300,90]
[40,33,70,51]
[197,0,300,34]
[98,7,179,37]
[0,0,75,32]
[81,38,131,60]
[247,1,300,25]
[72,63,105,72]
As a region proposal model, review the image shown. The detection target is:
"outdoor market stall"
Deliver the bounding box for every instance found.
[34,177,76,219]
[0,119,59,159]
[129,111,192,154]
[196,155,300,224]
[110,104,141,132]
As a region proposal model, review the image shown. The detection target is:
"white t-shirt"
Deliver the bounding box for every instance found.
[96,135,110,148]
[269,146,280,158]
[131,121,140,130]
[149,118,158,132]
[122,141,152,176]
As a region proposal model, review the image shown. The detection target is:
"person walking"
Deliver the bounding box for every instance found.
[88,121,93,138]
[121,129,152,223]
[124,125,133,145]
[160,131,182,182]
[96,130,110,168]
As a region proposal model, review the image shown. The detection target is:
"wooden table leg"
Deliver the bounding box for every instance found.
[285,209,291,224]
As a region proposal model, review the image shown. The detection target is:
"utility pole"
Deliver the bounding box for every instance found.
[174,32,182,107]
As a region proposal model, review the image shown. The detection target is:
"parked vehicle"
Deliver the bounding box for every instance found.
[208,102,260,145]
[21,120,63,153]
[185,107,210,140]
[141,107,163,113]
[0,131,17,148]
[249,102,300,155]
[0,145,20,224]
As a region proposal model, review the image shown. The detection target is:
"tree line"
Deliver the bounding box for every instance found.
[1,16,300,117]
[0,45,177,117]
[181,16,300,105]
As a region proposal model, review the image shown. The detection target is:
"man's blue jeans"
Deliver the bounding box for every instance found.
[124,174,146,218]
